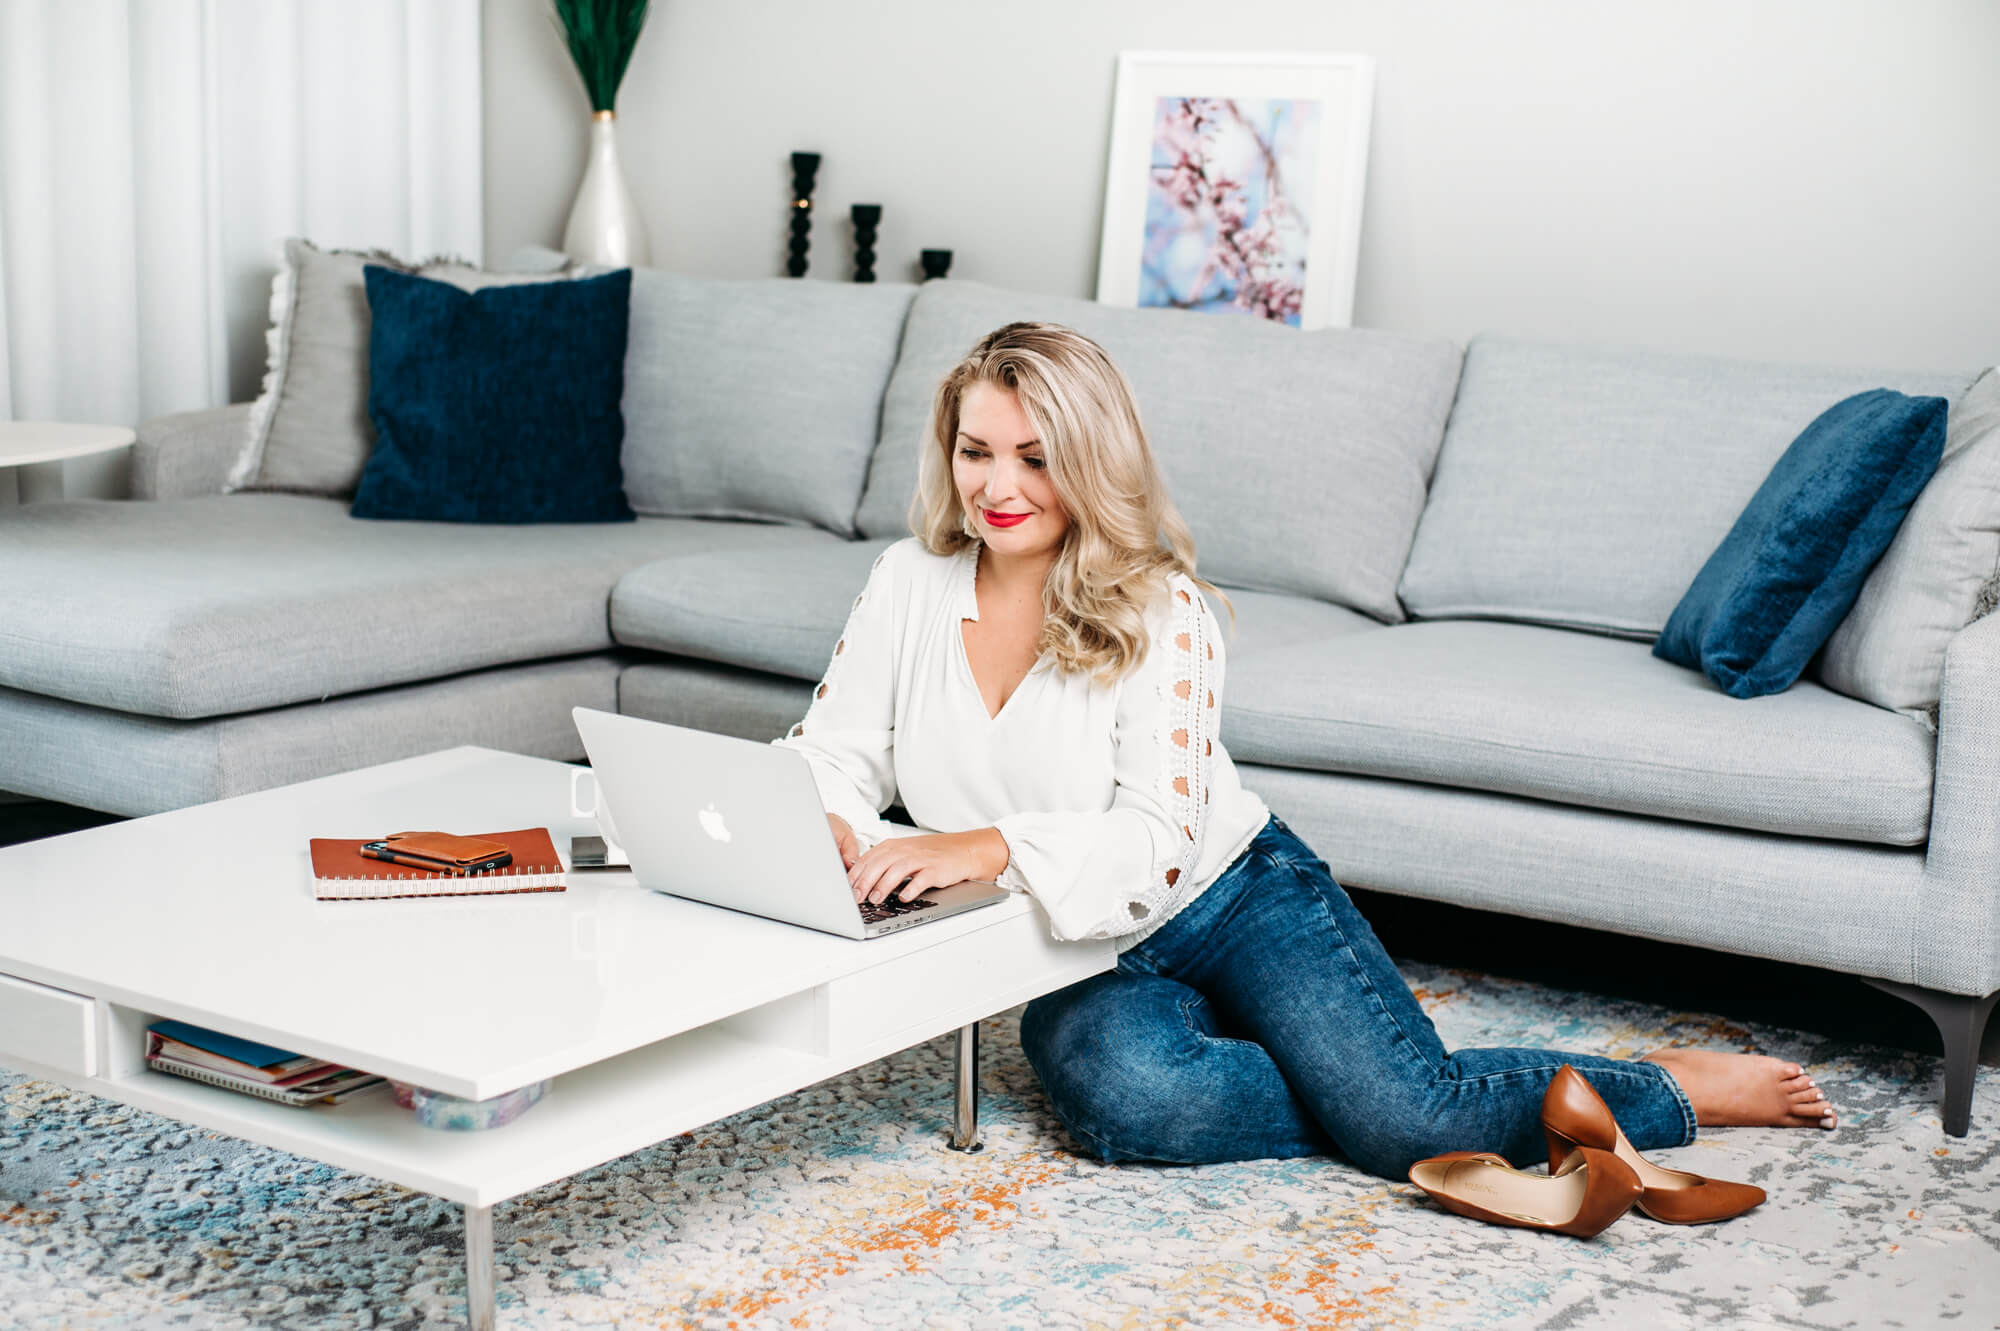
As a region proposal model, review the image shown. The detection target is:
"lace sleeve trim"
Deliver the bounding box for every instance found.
[1111,574,1217,932]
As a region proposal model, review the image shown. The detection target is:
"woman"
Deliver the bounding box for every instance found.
[777,322,1836,1184]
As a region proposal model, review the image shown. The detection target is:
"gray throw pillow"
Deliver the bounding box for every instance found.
[854,281,1462,619]
[617,270,918,535]
[1819,367,2000,721]
[225,239,580,497]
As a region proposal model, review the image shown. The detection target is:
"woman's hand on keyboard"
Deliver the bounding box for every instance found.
[826,814,861,870]
[848,829,1009,905]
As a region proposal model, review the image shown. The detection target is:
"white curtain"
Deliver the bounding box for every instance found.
[0,0,483,499]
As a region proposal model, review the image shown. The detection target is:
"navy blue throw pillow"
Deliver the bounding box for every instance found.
[1654,388,1948,698]
[351,265,635,523]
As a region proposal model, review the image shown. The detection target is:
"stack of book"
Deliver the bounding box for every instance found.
[145,1020,383,1106]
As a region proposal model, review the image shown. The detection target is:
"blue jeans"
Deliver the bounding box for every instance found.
[1020,815,1697,1180]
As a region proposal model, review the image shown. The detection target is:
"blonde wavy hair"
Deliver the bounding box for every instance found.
[910,321,1227,682]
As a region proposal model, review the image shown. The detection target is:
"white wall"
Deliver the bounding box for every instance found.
[483,0,1999,372]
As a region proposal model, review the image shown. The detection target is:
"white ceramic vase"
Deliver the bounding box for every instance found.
[563,111,650,266]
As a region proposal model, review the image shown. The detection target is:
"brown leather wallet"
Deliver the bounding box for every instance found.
[376,831,511,868]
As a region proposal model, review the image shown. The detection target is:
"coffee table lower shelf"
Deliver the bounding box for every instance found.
[12,1013,1005,1329]
[104,1022,828,1206]
[5,921,1104,1328]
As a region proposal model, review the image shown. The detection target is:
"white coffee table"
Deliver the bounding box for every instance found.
[0,420,136,502]
[0,747,1114,1328]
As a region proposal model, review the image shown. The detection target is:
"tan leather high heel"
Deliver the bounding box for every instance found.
[1407,1146,1642,1238]
[1542,1064,1766,1224]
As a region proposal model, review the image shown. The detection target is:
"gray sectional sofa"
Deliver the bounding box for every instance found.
[1,273,1992,1135]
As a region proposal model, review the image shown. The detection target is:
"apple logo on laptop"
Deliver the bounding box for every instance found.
[698,802,732,843]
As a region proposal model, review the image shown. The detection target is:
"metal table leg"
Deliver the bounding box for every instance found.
[465,1203,495,1330]
[948,1021,982,1152]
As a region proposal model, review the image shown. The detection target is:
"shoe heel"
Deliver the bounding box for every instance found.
[1539,1063,1765,1224]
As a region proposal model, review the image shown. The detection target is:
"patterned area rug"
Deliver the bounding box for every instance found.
[3,959,1995,1330]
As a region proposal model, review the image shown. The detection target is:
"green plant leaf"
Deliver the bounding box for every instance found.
[551,0,651,113]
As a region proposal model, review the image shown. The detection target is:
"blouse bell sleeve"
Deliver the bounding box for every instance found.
[991,574,1226,941]
[773,543,906,850]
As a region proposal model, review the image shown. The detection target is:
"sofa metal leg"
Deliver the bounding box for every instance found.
[1861,977,1998,1137]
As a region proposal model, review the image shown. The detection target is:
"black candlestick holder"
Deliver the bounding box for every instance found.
[920,249,953,281]
[787,152,821,278]
[851,204,881,283]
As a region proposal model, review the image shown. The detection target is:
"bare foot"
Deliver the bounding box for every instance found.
[1641,1048,1838,1130]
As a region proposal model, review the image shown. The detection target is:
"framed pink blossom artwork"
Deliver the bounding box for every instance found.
[1095,52,1375,330]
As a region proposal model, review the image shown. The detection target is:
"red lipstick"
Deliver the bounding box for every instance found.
[982,509,1030,528]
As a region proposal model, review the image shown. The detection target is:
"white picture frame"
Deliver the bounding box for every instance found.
[1094,51,1375,330]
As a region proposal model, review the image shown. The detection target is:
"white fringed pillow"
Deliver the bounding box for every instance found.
[1820,368,2000,723]
[224,238,578,497]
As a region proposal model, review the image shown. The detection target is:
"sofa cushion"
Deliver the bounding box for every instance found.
[613,538,898,678]
[1821,367,2000,720]
[851,281,1462,619]
[611,539,1381,681]
[620,271,918,535]
[227,238,582,498]
[353,266,636,524]
[1654,389,1949,698]
[0,495,840,719]
[1209,587,1383,660]
[0,657,622,818]
[1398,336,1975,636]
[1224,621,1935,846]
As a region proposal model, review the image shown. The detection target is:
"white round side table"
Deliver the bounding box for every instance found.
[0,422,137,504]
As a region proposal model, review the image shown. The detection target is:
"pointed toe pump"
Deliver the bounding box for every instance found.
[1542,1063,1766,1225]
[1407,1146,1642,1238]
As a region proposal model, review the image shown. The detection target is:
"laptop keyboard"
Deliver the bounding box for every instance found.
[857,895,940,925]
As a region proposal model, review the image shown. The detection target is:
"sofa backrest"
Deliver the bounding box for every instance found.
[853,280,1462,621]
[1398,336,1976,636]
[621,271,917,536]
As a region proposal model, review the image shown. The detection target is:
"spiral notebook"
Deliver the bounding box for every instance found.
[309,827,566,900]
[146,1054,385,1104]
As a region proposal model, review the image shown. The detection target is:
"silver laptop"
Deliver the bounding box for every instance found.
[571,708,1009,940]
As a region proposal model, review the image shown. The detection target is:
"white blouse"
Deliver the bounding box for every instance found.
[774,538,1270,946]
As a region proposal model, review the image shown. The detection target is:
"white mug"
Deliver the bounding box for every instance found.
[569,767,630,865]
